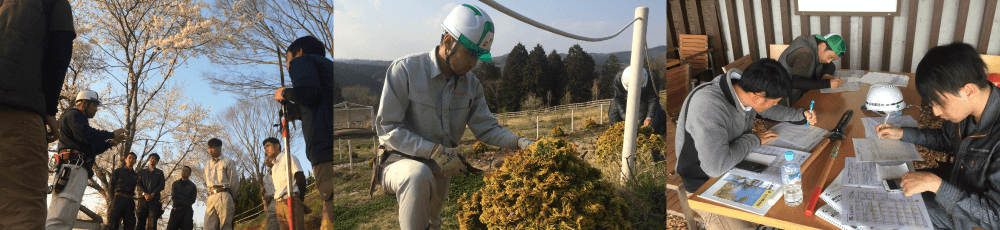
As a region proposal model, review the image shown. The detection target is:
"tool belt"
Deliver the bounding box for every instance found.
[210,185,230,195]
[58,149,85,165]
[368,146,483,197]
[115,192,133,199]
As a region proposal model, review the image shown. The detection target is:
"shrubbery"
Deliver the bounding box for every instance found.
[472,141,490,154]
[584,118,598,130]
[551,126,566,137]
[456,138,630,229]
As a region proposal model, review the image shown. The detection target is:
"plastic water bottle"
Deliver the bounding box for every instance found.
[782,151,803,206]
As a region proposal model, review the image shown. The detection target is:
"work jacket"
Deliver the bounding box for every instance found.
[901,85,1000,230]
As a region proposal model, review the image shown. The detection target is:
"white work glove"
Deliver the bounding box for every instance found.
[517,138,534,149]
[430,144,466,177]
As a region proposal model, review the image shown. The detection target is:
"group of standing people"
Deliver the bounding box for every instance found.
[0,0,334,229]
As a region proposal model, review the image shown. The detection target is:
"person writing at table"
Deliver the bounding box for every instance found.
[675,59,818,230]
[877,43,1000,230]
[776,33,847,105]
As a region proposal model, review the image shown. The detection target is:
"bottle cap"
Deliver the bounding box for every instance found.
[785,151,794,161]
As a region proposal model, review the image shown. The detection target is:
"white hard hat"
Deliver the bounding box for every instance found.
[621,66,648,91]
[75,90,100,104]
[865,84,905,112]
[441,4,495,62]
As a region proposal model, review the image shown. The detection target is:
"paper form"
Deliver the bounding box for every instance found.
[835,70,865,80]
[844,157,883,188]
[769,123,829,149]
[852,138,923,162]
[859,72,910,87]
[876,162,913,181]
[841,187,934,230]
[728,145,811,185]
[765,136,822,152]
[821,171,848,211]
[822,82,862,93]
[862,115,920,138]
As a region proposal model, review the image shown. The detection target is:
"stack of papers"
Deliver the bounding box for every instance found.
[862,115,920,138]
[768,123,828,149]
[859,72,910,87]
[852,138,923,162]
[821,82,862,93]
[842,187,934,229]
[730,145,811,184]
[820,169,926,230]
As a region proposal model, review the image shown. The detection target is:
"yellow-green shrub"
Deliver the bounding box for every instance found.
[594,122,665,169]
[584,118,598,130]
[551,126,566,137]
[472,141,490,154]
[456,138,630,229]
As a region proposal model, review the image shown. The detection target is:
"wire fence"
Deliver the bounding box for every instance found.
[234,180,321,226]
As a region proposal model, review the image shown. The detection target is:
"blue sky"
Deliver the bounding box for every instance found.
[334,0,667,61]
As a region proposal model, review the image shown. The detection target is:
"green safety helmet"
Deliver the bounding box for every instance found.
[441,4,495,62]
[815,33,846,57]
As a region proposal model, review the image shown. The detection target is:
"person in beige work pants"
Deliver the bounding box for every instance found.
[203,138,239,230]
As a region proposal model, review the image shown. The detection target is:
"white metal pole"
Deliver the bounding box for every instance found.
[621,7,648,185]
[600,104,604,124]
[339,139,342,159]
[571,108,574,132]
[348,140,353,171]
[536,116,539,139]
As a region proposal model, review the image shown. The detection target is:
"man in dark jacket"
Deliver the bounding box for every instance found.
[47,90,126,229]
[108,152,140,230]
[0,0,76,228]
[877,43,1000,230]
[136,153,166,230]
[608,65,667,161]
[273,36,334,228]
[167,166,197,230]
[776,33,847,105]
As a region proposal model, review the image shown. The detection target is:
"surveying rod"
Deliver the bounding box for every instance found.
[278,45,296,230]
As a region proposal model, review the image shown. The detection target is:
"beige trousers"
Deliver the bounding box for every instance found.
[381,158,451,230]
[0,108,48,230]
[275,196,305,230]
[203,192,234,230]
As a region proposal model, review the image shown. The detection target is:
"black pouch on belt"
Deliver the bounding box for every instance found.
[52,166,72,194]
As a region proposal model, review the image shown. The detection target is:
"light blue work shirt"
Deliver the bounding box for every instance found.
[375,46,520,159]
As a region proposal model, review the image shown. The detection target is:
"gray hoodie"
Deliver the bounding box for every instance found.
[674,69,807,192]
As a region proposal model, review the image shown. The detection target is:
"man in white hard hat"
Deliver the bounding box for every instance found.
[46,90,127,230]
[372,3,534,229]
[608,65,667,161]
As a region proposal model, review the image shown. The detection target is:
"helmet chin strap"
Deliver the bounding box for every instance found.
[444,40,460,76]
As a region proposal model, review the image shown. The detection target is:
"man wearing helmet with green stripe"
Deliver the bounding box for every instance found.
[372,3,533,229]
[777,33,847,105]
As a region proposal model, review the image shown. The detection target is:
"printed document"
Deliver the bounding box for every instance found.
[842,187,934,230]
[852,138,923,162]
[862,115,920,138]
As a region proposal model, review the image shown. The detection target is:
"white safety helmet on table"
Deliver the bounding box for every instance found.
[441,3,495,63]
[865,84,905,114]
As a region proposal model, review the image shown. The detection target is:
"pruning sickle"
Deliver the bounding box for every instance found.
[804,110,852,217]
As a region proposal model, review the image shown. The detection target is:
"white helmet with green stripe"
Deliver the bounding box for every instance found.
[442,3,495,62]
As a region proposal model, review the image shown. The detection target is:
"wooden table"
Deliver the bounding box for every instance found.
[685,71,921,229]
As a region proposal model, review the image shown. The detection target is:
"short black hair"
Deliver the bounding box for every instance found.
[287,36,325,56]
[815,37,832,52]
[126,151,137,158]
[148,153,159,161]
[208,138,223,147]
[915,42,991,106]
[183,165,191,171]
[733,58,793,99]
[262,137,281,147]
